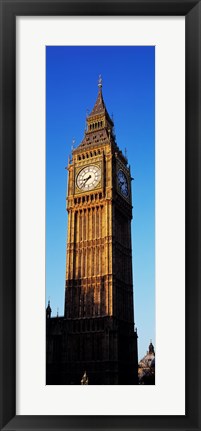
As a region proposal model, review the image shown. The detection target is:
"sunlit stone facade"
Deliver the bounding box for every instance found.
[46,78,138,384]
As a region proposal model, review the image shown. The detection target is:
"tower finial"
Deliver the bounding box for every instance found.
[46,299,52,319]
[98,74,102,89]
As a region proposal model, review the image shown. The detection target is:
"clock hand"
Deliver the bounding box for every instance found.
[81,175,91,187]
[84,175,91,184]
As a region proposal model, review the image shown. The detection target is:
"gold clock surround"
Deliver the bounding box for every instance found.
[74,161,102,194]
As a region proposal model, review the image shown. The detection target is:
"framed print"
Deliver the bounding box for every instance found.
[17,17,184,415]
[0,1,201,430]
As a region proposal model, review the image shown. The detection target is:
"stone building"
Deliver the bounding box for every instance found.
[46,77,138,385]
[138,341,155,384]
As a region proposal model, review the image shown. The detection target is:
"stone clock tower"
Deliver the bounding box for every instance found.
[46,77,138,385]
[63,77,138,384]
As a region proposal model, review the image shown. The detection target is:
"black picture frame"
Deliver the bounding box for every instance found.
[0,1,200,430]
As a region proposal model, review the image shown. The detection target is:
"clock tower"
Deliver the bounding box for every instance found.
[63,76,138,384]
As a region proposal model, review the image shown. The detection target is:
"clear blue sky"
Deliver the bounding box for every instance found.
[46,46,155,361]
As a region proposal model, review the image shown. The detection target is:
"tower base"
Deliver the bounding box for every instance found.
[46,316,138,385]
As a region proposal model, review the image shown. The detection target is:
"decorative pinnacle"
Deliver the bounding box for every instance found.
[98,74,102,88]
[71,137,75,152]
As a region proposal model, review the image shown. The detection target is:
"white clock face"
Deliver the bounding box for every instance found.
[117,169,129,198]
[76,165,101,191]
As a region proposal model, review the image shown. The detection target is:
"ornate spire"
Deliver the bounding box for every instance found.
[87,75,113,125]
[149,340,155,355]
[46,300,52,319]
[75,76,115,150]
